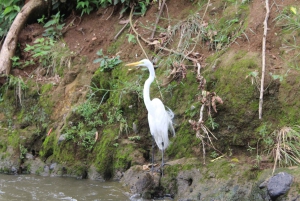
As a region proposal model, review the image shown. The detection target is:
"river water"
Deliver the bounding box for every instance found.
[0,174,130,201]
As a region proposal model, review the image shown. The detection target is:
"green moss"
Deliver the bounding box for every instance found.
[278,72,300,125]
[107,35,125,54]
[113,144,134,170]
[206,159,236,180]
[93,127,117,179]
[39,134,55,158]
[41,83,53,94]
[7,131,19,148]
[207,54,262,145]
[167,122,201,159]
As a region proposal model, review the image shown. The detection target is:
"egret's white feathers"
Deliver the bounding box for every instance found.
[148,98,175,151]
[126,59,176,152]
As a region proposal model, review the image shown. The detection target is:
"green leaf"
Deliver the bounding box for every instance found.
[3,6,13,15]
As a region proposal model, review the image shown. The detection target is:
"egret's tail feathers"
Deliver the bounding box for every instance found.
[166,106,176,137]
[166,106,174,119]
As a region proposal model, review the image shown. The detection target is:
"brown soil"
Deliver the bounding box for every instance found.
[17,0,297,74]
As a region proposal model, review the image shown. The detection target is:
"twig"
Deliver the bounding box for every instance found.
[150,0,166,39]
[114,22,129,40]
[183,0,211,59]
[129,7,149,59]
[128,7,197,62]
[106,6,115,20]
[259,0,270,119]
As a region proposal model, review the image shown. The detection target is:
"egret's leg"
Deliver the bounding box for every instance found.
[151,135,155,174]
[161,142,164,177]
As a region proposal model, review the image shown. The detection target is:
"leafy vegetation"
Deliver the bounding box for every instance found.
[42,12,65,39]
[76,0,150,17]
[25,38,73,75]
[93,49,122,72]
[0,0,22,38]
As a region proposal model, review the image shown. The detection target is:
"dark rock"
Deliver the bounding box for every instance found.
[88,165,105,181]
[49,163,57,170]
[129,193,142,201]
[11,166,18,175]
[25,153,34,160]
[120,165,158,196]
[267,172,293,199]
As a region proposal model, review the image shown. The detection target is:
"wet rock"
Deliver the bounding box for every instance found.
[129,193,143,201]
[120,165,159,197]
[25,153,34,160]
[267,172,293,199]
[112,170,124,181]
[41,165,50,176]
[88,165,105,181]
[23,157,47,175]
[49,162,57,170]
[11,166,18,175]
[176,168,202,199]
[0,146,19,173]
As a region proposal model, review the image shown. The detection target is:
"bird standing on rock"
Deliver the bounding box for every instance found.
[126,59,175,176]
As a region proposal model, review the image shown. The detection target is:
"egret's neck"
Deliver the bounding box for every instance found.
[143,67,155,111]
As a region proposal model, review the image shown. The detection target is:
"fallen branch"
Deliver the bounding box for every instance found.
[259,0,270,119]
[114,21,129,40]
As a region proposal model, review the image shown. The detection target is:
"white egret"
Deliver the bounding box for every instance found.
[126,59,175,175]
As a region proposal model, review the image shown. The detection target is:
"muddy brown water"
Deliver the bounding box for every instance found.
[0,174,130,201]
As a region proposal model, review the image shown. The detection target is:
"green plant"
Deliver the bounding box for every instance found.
[37,15,46,24]
[247,144,256,154]
[25,37,55,66]
[126,34,137,44]
[43,12,65,39]
[210,151,219,159]
[128,135,141,141]
[76,0,100,16]
[0,0,22,38]
[19,144,27,159]
[79,129,97,151]
[10,56,21,68]
[275,6,300,33]
[207,115,219,130]
[25,38,73,75]
[74,101,104,127]
[257,123,274,154]
[93,49,122,72]
[23,59,35,68]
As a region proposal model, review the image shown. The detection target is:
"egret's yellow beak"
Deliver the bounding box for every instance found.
[125,61,143,67]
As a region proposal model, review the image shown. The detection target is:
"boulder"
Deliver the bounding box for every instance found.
[267,172,293,199]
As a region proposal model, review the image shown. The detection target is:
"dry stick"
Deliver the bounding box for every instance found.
[150,0,166,39]
[129,7,149,59]
[128,6,197,62]
[106,6,115,20]
[114,22,129,40]
[259,0,270,119]
[183,0,211,60]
